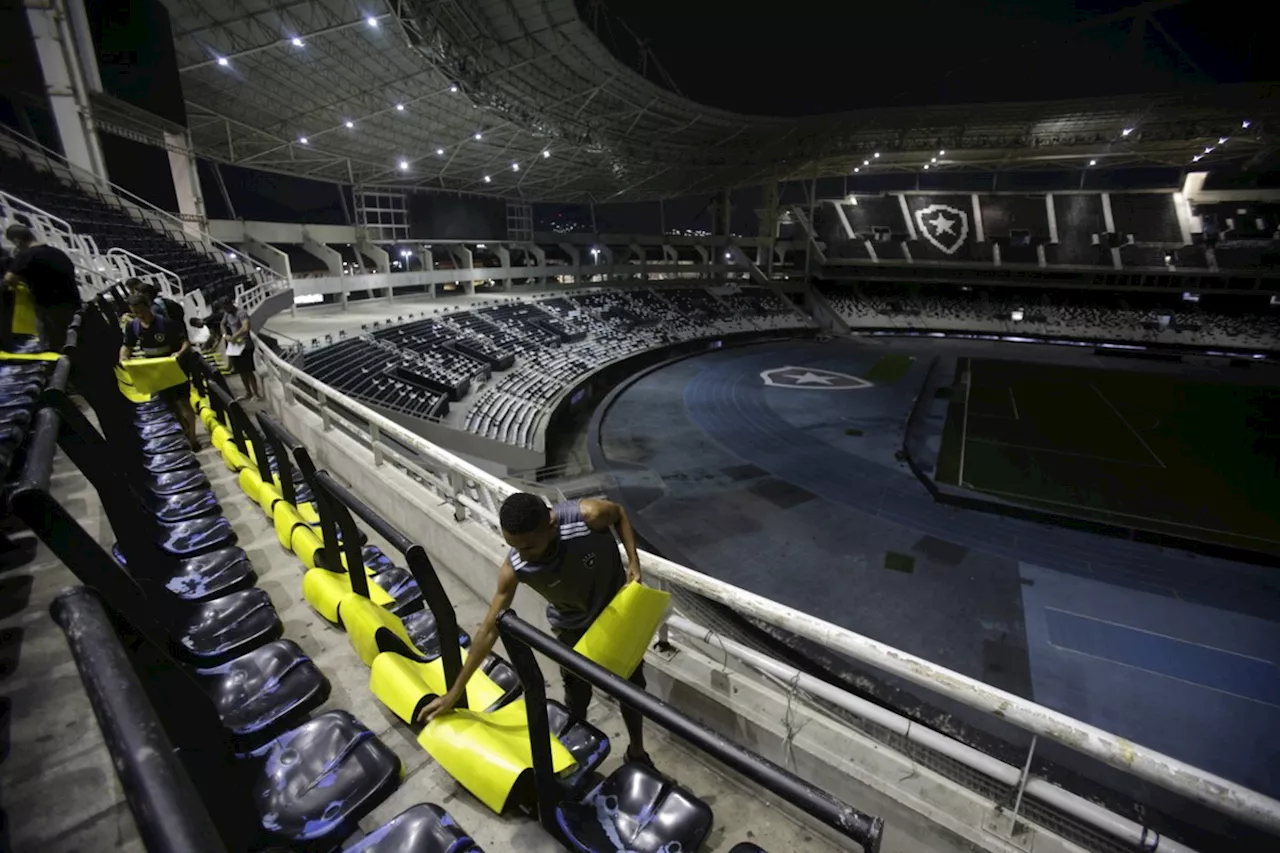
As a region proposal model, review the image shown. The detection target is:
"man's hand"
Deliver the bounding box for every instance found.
[417,689,461,724]
[627,558,642,585]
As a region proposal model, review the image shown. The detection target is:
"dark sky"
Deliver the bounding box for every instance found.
[594,0,1269,115]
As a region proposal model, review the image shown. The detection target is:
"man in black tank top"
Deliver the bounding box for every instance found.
[420,492,653,766]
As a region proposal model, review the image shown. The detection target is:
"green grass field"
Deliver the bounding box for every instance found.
[935,358,1280,555]
[865,354,916,383]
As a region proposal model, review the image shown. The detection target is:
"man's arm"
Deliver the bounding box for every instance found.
[234,313,250,341]
[119,324,136,364]
[580,498,642,583]
[417,559,519,722]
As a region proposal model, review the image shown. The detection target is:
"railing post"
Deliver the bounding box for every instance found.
[446,472,467,522]
[319,395,332,432]
[369,423,384,466]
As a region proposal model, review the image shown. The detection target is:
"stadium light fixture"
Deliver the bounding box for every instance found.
[853,167,860,172]
[848,195,858,206]
[931,157,937,163]
[1121,127,1133,136]
[873,152,880,158]
[449,84,458,93]
[345,120,354,129]
[923,164,930,169]
[1204,146,1214,154]
[542,149,551,158]
[512,162,520,171]
[291,37,304,47]
[725,252,731,260]
[862,160,869,166]
[216,56,229,67]
[474,132,483,140]
[227,252,236,259]
[483,175,491,183]
[298,137,308,145]
[1088,159,1097,166]
[1218,136,1228,144]
[367,16,378,28]
[1242,119,1251,128]
[396,103,405,111]
[399,160,409,170]
[436,147,444,155]
[938,149,946,155]
[1192,154,1203,162]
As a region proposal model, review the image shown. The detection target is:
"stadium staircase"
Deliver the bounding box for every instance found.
[0,281,880,850]
[0,125,288,316]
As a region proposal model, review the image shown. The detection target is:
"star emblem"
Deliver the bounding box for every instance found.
[759,366,872,390]
[913,203,970,254]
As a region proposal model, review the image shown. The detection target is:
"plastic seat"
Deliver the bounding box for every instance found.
[545,699,611,797]
[113,542,255,602]
[139,486,220,523]
[141,448,199,474]
[402,607,471,661]
[248,710,401,846]
[174,587,282,665]
[150,513,238,558]
[728,844,768,852]
[140,465,210,496]
[137,417,183,440]
[556,763,713,853]
[344,804,484,853]
[195,639,329,749]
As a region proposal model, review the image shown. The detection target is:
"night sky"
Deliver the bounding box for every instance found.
[596,0,1269,115]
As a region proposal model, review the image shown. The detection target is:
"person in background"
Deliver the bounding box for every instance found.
[3,224,81,353]
[119,292,199,451]
[126,278,186,329]
[220,296,259,400]
[419,492,654,767]
[188,316,213,351]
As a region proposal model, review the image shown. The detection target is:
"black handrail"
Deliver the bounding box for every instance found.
[497,610,885,853]
[311,470,466,701]
[50,588,228,853]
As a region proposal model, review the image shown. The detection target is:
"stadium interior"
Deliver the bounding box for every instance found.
[0,1,1278,852]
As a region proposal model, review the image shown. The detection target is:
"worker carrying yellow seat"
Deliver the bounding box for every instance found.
[420,493,658,768]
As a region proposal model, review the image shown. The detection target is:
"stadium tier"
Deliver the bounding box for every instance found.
[0,148,255,305]
[302,286,815,447]
[820,282,1280,351]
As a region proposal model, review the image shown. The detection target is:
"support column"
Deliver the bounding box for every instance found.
[357,237,390,273]
[558,243,581,285]
[710,189,732,238]
[1171,191,1195,245]
[693,244,710,278]
[27,0,108,183]
[419,244,436,298]
[450,245,473,295]
[831,200,855,240]
[301,231,342,276]
[1045,194,1059,243]
[496,245,512,291]
[164,130,206,238]
[239,236,291,280]
[1100,193,1122,269]
[971,193,986,243]
[629,242,647,281]
[521,243,546,285]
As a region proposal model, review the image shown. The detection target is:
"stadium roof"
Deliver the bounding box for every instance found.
[152,0,1279,202]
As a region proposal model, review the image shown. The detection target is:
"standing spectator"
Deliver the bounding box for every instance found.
[119,292,200,451]
[3,224,81,353]
[220,296,260,400]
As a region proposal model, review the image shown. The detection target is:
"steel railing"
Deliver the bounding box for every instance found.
[251,331,1280,849]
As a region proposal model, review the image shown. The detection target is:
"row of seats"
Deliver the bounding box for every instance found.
[197,338,744,851]
[302,338,447,419]
[821,282,1280,350]
[0,148,252,305]
[303,285,812,448]
[2,302,487,851]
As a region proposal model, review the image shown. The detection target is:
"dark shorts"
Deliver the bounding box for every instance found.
[157,380,191,407]
[230,341,256,375]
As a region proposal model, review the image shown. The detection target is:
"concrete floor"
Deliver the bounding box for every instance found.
[0,401,848,852]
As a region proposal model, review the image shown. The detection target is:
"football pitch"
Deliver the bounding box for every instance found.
[935,358,1280,556]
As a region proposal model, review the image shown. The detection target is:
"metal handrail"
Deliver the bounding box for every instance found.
[0,124,289,296]
[251,330,1280,838]
[105,247,183,296]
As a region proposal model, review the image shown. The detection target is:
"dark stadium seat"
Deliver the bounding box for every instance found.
[729,844,769,853]
[556,762,713,853]
[343,803,484,853]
